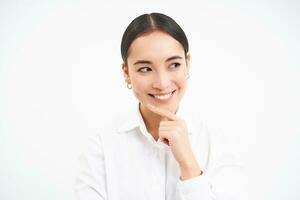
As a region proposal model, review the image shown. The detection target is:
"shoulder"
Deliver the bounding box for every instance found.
[87,109,136,150]
[92,109,131,137]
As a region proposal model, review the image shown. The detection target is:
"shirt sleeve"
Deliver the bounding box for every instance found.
[176,120,247,200]
[74,134,108,200]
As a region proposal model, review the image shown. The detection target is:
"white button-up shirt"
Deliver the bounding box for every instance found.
[75,103,246,200]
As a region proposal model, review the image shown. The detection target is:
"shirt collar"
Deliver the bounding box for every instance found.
[116,102,195,136]
[116,103,142,133]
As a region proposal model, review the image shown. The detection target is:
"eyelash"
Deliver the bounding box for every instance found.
[170,63,181,69]
[138,67,151,73]
[137,63,181,72]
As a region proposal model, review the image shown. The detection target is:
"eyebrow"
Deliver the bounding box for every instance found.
[133,55,183,65]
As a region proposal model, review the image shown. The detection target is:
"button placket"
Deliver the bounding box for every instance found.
[148,146,165,200]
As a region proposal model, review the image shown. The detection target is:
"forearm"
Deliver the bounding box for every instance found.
[179,154,203,180]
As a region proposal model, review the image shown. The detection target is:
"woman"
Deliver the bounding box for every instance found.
[75,13,245,200]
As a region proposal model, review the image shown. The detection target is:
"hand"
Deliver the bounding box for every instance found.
[146,104,202,177]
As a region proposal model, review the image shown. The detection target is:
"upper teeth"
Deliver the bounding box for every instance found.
[154,92,172,100]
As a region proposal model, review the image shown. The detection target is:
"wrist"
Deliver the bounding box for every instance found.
[179,160,203,180]
[180,168,203,180]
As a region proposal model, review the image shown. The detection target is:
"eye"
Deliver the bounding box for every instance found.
[170,63,181,69]
[137,67,152,73]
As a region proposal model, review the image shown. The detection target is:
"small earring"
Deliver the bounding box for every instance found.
[127,83,132,89]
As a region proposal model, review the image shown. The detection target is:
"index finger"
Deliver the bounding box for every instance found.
[146,104,180,121]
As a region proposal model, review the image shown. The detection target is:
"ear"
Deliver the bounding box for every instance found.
[122,63,130,83]
[185,52,190,73]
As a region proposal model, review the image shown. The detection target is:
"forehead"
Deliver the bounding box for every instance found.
[127,30,185,63]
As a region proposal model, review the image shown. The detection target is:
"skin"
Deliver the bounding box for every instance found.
[122,30,202,180]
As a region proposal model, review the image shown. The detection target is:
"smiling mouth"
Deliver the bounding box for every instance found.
[148,90,176,100]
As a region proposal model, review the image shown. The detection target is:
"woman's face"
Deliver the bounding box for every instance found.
[122,30,190,114]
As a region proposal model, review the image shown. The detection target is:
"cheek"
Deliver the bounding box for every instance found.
[174,73,188,88]
[132,77,147,91]
[131,77,150,99]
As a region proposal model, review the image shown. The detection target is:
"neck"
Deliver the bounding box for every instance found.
[139,103,162,141]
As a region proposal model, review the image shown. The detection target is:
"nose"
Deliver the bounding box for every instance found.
[152,72,171,90]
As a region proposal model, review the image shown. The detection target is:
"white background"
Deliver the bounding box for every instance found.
[0,0,299,200]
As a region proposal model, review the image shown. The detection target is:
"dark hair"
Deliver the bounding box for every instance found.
[121,13,189,66]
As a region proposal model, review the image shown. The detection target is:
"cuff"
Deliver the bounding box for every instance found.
[177,174,211,200]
